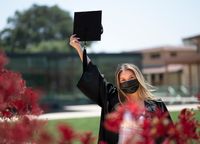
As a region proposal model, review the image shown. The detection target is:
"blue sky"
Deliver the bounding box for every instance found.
[0,0,200,53]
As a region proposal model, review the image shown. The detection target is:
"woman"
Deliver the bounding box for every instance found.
[69,35,173,144]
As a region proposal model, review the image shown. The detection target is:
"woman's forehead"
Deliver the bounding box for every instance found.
[119,69,135,77]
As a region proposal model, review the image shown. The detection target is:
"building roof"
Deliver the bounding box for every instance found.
[182,34,200,47]
[136,45,196,53]
[183,34,200,41]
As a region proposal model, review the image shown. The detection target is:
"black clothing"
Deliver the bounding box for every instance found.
[77,62,172,144]
[77,62,119,143]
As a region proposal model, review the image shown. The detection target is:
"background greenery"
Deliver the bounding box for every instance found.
[0,4,93,53]
[0,4,73,53]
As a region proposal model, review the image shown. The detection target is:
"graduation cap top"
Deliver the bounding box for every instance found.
[73,10,103,41]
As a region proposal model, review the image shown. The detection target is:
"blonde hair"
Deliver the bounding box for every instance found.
[115,63,156,103]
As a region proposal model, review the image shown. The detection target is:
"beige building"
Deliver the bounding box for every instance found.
[138,39,200,96]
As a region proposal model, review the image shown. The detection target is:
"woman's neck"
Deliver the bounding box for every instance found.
[126,92,145,109]
[127,91,141,102]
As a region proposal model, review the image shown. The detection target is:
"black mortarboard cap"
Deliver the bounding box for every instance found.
[73,10,103,41]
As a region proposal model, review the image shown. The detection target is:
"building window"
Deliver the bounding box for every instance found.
[170,52,177,57]
[150,53,160,59]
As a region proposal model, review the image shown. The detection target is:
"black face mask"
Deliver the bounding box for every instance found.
[120,79,140,94]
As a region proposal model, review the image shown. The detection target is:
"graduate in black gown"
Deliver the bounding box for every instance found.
[69,35,173,144]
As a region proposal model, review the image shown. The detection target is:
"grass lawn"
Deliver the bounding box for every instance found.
[170,110,200,121]
[46,110,200,142]
[46,117,100,141]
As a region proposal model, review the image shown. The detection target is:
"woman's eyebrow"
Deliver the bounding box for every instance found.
[119,78,125,81]
[129,74,135,77]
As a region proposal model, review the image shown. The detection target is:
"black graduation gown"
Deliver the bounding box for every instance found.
[77,62,119,144]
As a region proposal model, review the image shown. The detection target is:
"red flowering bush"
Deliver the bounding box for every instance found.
[58,123,96,144]
[170,108,200,143]
[0,53,42,119]
[0,51,96,144]
[104,101,200,144]
[0,51,51,143]
[0,116,53,143]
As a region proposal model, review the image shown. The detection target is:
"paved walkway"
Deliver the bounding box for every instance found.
[38,103,199,120]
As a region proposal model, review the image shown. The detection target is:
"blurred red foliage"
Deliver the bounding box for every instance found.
[0,51,96,144]
[104,101,200,144]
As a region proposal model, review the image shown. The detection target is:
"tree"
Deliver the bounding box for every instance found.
[0,4,73,52]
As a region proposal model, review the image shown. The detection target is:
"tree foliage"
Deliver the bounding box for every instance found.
[0,4,73,52]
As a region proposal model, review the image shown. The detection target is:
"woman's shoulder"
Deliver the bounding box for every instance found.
[149,98,167,107]
[145,98,164,104]
[145,98,167,112]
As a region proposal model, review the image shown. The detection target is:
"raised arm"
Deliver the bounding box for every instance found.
[69,34,91,63]
[69,35,119,109]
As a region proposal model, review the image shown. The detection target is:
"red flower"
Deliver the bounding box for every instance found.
[104,101,144,133]
[22,88,43,115]
[79,131,96,144]
[124,101,144,116]
[36,131,54,144]
[104,111,123,132]
[0,70,26,100]
[1,108,14,118]
[58,124,76,144]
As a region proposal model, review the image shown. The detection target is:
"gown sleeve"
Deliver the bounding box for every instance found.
[77,61,118,108]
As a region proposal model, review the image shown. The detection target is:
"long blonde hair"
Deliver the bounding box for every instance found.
[115,63,156,103]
